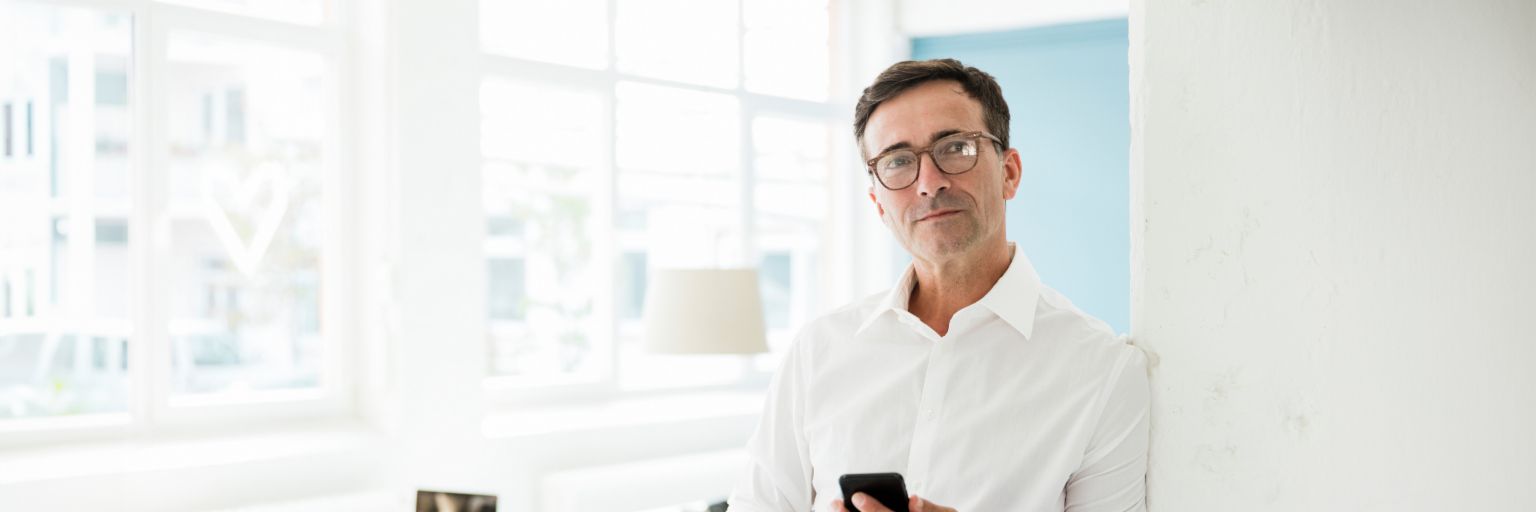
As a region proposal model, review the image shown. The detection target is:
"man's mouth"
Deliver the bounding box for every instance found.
[917,209,961,222]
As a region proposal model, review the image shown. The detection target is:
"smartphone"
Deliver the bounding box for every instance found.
[838,472,909,512]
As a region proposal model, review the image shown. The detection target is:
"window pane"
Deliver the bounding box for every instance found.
[753,116,831,185]
[155,0,323,25]
[743,0,830,100]
[163,33,328,397]
[481,79,607,384]
[615,81,739,175]
[486,257,525,321]
[480,0,608,70]
[0,3,133,419]
[759,251,792,329]
[753,117,829,353]
[481,79,605,167]
[615,251,646,321]
[615,0,739,88]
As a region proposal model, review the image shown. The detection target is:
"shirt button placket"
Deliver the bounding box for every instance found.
[905,339,950,496]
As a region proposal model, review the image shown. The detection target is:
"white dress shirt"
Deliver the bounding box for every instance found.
[729,246,1149,512]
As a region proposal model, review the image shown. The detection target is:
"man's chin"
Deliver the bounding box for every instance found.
[910,236,981,261]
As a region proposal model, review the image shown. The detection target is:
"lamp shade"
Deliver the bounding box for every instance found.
[643,267,769,354]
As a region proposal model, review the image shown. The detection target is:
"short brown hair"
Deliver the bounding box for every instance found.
[853,58,1011,157]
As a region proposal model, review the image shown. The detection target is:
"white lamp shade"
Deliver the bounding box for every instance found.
[643,267,769,354]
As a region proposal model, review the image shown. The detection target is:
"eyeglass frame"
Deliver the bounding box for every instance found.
[864,131,1006,190]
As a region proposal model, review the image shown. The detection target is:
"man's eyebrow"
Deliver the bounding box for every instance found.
[874,129,967,156]
[929,128,964,143]
[875,140,913,156]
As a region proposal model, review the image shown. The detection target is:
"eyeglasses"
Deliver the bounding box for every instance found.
[865,131,1004,190]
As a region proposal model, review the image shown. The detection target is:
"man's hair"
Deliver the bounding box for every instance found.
[853,58,1011,157]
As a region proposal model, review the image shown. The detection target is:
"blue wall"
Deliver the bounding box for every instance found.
[912,19,1129,333]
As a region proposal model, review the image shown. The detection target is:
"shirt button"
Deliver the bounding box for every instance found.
[924,408,935,417]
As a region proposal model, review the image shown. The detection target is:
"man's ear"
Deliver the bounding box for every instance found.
[868,186,885,217]
[1001,147,1022,200]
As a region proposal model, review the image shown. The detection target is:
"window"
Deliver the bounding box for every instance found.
[162,33,330,399]
[479,0,840,394]
[0,0,346,428]
[0,1,135,421]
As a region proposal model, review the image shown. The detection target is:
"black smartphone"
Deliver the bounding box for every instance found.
[838,472,909,512]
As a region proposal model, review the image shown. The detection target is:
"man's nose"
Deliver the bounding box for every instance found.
[914,153,950,197]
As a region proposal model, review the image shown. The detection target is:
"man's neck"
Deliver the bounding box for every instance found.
[907,240,1013,337]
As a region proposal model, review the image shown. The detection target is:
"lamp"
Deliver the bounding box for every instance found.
[643,267,769,354]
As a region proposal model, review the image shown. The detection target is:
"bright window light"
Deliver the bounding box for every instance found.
[615,0,740,88]
[481,1,842,394]
[480,78,608,383]
[0,3,134,420]
[752,116,830,354]
[612,81,748,390]
[162,32,328,397]
[480,0,609,70]
[753,116,833,185]
[156,0,324,25]
[615,81,740,175]
[744,0,831,101]
[481,79,606,167]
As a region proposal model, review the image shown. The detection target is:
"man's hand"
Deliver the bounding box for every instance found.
[830,493,957,512]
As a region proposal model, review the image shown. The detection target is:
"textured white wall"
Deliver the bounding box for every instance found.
[1130,0,1536,510]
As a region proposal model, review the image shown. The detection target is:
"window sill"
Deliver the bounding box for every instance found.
[480,390,765,439]
[0,419,383,485]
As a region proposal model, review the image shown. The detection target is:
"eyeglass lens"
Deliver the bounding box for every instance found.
[873,136,980,189]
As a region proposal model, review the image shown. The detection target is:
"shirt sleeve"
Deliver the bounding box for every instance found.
[1064,343,1151,512]
[728,334,815,512]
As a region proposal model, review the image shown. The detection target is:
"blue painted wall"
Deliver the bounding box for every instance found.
[912,19,1130,333]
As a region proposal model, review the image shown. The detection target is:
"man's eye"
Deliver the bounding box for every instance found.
[885,156,913,168]
[941,141,970,154]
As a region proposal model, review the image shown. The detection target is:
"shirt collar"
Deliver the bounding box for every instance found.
[856,263,918,334]
[856,244,1041,339]
[976,244,1041,339]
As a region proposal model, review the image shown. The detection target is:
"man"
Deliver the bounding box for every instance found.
[728,59,1150,512]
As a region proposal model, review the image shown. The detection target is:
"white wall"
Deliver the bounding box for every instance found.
[1130,0,1536,509]
[897,0,1126,36]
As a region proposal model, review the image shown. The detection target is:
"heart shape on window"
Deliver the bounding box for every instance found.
[202,162,290,276]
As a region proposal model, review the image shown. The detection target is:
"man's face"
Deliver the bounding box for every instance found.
[862,80,1021,264]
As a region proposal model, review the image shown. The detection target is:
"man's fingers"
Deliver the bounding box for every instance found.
[909,495,958,512]
[831,498,848,512]
[852,492,894,512]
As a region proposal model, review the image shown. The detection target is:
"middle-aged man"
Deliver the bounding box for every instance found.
[728,59,1150,512]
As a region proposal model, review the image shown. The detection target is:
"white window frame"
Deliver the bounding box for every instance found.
[0,0,356,445]
[479,0,852,407]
